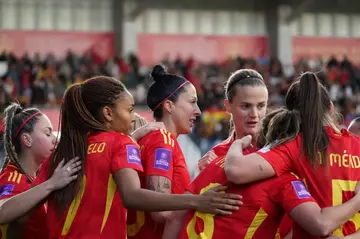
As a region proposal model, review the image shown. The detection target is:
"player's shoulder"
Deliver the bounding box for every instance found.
[0,165,29,197]
[139,129,176,148]
[0,165,28,185]
[91,131,138,147]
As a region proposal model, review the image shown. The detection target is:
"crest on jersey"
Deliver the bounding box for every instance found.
[126,145,142,165]
[291,181,312,199]
[154,148,172,171]
[0,184,14,198]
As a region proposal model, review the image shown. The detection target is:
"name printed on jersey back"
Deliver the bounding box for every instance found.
[329,150,360,169]
[88,142,106,155]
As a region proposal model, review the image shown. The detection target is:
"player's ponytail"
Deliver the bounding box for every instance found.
[257,108,301,148]
[285,72,330,166]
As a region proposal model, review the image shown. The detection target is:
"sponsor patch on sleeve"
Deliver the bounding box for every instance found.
[154,148,172,171]
[0,184,15,198]
[291,181,312,199]
[126,145,142,165]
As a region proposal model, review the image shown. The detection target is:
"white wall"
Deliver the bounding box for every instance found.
[132,6,360,38]
[0,0,112,31]
[2,0,360,38]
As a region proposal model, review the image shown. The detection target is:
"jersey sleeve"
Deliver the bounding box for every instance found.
[111,134,144,174]
[142,131,174,180]
[269,174,316,213]
[255,139,299,176]
[0,172,28,200]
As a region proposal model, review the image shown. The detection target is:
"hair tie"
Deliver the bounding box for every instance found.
[152,81,188,111]
[14,112,41,139]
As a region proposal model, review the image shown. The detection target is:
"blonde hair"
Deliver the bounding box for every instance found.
[131,113,148,132]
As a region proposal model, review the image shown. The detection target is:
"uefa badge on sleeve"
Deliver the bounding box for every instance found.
[291,181,312,199]
[126,145,142,165]
[154,148,172,171]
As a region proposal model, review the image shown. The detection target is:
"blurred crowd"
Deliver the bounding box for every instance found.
[1,50,360,154]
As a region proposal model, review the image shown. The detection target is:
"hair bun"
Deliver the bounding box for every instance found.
[13,103,23,115]
[151,64,166,80]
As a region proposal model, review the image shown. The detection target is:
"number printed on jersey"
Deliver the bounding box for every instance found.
[0,184,14,198]
[154,148,171,171]
[291,181,312,199]
[126,145,142,165]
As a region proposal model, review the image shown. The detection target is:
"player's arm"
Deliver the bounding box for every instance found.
[147,175,172,223]
[0,158,80,224]
[143,140,175,223]
[225,136,276,184]
[131,122,165,141]
[290,198,360,236]
[198,150,217,171]
[324,231,360,239]
[114,168,242,214]
[290,195,360,237]
[162,208,189,239]
[284,230,293,239]
[277,178,360,237]
[344,230,360,239]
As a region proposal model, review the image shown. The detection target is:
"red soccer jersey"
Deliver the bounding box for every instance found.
[34,132,143,239]
[0,164,48,239]
[256,126,360,238]
[212,133,258,157]
[127,129,190,239]
[211,133,292,238]
[179,156,315,239]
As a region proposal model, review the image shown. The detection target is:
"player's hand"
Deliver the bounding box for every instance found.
[195,185,242,215]
[355,181,360,195]
[239,135,252,148]
[131,122,166,141]
[47,157,81,191]
[324,236,342,239]
[198,150,217,171]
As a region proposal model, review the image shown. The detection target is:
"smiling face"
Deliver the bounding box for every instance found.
[225,85,268,138]
[170,83,201,135]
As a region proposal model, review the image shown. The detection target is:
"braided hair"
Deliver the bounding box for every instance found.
[2,103,42,182]
[50,76,127,213]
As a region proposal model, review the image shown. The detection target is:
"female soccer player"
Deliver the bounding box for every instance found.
[198,69,267,170]
[195,68,291,238]
[34,76,242,239]
[0,103,81,239]
[163,108,360,239]
[225,72,360,238]
[127,64,202,239]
